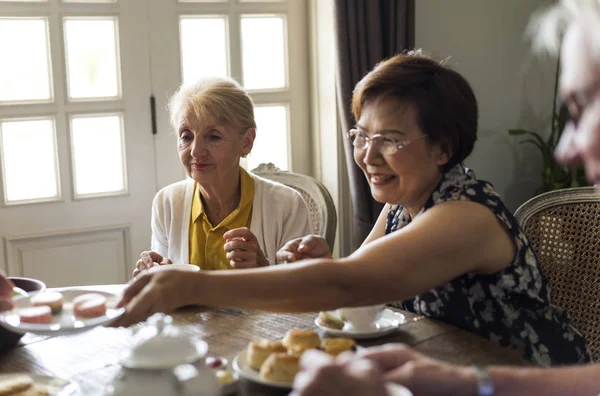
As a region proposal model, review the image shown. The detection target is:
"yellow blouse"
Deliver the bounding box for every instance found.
[188,168,255,270]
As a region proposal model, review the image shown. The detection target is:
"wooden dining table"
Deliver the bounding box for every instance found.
[0,285,530,396]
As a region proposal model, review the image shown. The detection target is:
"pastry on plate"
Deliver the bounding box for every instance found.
[18,306,52,324]
[73,294,107,318]
[0,375,49,396]
[246,339,286,370]
[318,311,344,330]
[259,353,300,383]
[321,337,356,356]
[282,329,320,353]
[31,292,63,315]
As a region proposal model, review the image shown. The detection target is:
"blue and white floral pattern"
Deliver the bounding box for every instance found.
[387,164,593,366]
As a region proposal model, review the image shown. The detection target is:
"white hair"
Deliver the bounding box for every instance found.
[528,0,600,56]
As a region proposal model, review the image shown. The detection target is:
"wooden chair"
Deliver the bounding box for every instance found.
[251,163,337,250]
[515,187,600,358]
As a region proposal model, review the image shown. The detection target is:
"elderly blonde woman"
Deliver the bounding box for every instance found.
[134,77,311,275]
[117,54,589,366]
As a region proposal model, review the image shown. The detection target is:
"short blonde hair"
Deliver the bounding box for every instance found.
[168,77,256,132]
[528,0,600,56]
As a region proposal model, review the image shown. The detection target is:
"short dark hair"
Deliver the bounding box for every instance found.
[352,51,478,171]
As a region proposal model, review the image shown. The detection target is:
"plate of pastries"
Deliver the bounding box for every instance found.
[0,289,125,336]
[0,373,79,396]
[232,329,356,388]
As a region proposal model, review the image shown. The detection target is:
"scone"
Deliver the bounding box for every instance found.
[0,375,33,395]
[321,337,356,356]
[259,353,300,383]
[281,329,321,353]
[246,339,286,370]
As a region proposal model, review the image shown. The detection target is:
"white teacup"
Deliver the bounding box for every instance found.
[337,305,385,331]
[148,264,200,273]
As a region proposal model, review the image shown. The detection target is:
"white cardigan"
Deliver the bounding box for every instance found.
[150,174,312,265]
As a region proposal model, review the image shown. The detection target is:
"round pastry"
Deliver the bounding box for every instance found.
[18,306,52,324]
[246,339,286,370]
[281,329,321,352]
[30,292,63,315]
[73,294,107,318]
[259,353,300,383]
[321,337,356,356]
[318,311,344,330]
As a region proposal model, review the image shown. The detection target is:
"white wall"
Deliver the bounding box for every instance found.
[416,0,555,211]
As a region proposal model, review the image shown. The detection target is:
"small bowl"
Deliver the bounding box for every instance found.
[0,277,47,353]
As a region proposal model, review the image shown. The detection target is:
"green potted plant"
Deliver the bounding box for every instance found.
[508,55,587,195]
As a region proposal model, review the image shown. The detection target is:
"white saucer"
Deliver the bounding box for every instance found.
[0,288,125,336]
[315,308,406,339]
[0,373,80,395]
[386,382,413,396]
[232,351,292,389]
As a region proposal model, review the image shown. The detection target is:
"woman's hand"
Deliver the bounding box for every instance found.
[223,227,269,269]
[276,235,332,263]
[291,349,389,396]
[112,270,194,327]
[132,251,173,277]
[360,344,476,396]
[0,273,14,312]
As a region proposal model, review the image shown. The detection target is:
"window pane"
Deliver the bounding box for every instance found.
[248,105,288,170]
[180,16,228,85]
[0,119,59,203]
[71,115,126,196]
[241,15,286,90]
[0,18,52,103]
[64,17,121,100]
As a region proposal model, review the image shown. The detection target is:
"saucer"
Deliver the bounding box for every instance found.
[315,308,406,339]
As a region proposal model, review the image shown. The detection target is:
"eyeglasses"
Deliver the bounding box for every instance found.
[347,128,427,156]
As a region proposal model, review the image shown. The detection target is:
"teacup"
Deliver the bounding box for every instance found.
[337,305,385,331]
[149,264,200,273]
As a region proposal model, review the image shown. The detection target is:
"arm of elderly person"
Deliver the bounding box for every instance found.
[365,345,600,396]
[116,200,514,321]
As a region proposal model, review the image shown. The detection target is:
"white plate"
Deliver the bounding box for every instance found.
[0,373,80,396]
[232,351,292,389]
[315,308,406,339]
[0,288,125,336]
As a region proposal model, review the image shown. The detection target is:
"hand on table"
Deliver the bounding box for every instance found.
[276,235,332,263]
[132,251,173,277]
[223,227,269,269]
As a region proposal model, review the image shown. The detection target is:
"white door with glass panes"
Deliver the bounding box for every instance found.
[0,0,156,286]
[148,0,311,188]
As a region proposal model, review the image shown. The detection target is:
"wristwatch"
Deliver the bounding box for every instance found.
[473,366,495,396]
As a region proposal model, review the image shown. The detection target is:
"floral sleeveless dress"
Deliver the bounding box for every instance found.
[388,164,593,366]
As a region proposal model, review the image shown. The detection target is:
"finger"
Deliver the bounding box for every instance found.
[117,274,152,308]
[226,250,253,262]
[161,258,172,265]
[0,275,15,298]
[135,259,146,272]
[140,251,163,268]
[299,349,335,370]
[112,286,156,327]
[359,344,417,372]
[223,240,254,253]
[297,235,330,258]
[276,251,298,263]
[132,268,141,277]
[223,227,255,242]
[230,260,260,269]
